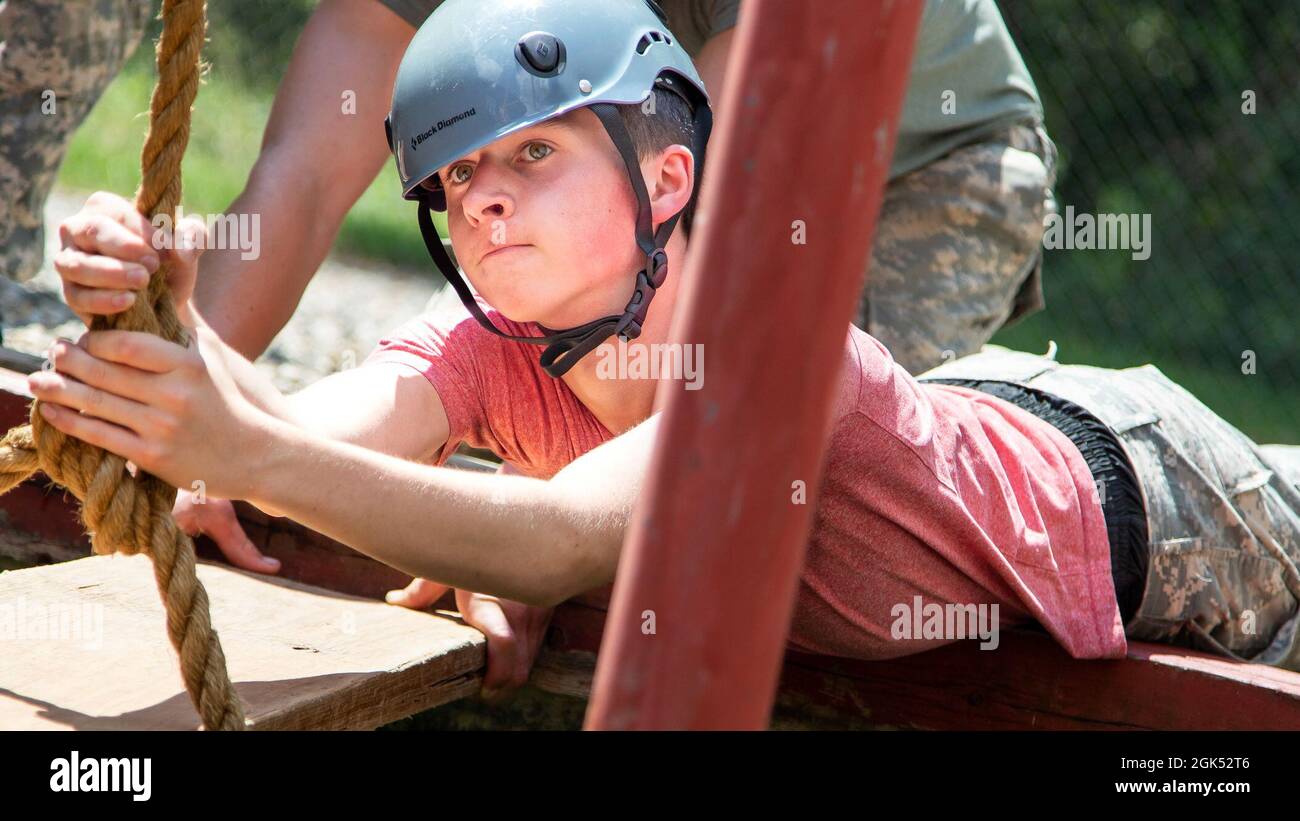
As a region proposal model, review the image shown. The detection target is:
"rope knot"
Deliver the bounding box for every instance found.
[0,0,243,730]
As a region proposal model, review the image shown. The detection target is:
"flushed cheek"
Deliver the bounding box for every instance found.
[555,196,637,271]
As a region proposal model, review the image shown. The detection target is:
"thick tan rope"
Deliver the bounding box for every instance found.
[0,0,244,730]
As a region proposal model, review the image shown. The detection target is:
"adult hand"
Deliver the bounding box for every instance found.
[27,324,275,501]
[172,491,282,574]
[386,579,555,702]
[54,190,204,327]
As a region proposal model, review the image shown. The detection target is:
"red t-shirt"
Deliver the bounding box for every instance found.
[363,301,1127,661]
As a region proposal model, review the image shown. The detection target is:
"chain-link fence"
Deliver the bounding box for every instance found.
[993,1,1300,444]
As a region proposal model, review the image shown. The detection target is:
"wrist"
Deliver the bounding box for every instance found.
[245,412,302,513]
[198,323,299,427]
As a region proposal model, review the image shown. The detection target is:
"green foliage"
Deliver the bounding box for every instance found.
[127,0,320,92]
[59,4,438,271]
[995,0,1300,442]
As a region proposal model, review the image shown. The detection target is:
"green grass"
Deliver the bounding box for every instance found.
[58,53,441,270]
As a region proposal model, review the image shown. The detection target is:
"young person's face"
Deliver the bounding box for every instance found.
[434,107,693,329]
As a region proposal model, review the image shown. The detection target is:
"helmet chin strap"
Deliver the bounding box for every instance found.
[415,94,711,379]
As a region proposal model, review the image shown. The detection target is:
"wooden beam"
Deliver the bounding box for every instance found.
[8,470,1300,730]
[539,620,1300,730]
[773,632,1300,730]
[0,365,34,430]
[0,555,484,730]
[585,0,925,729]
[0,346,44,375]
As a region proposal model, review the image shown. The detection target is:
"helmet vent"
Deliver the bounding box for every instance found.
[636,31,671,55]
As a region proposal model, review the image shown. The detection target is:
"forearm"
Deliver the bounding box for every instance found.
[188,302,462,463]
[247,417,618,607]
[191,155,341,360]
[185,306,301,427]
[191,0,410,360]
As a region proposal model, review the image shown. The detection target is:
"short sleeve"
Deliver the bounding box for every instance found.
[374,0,444,29]
[360,298,612,476]
[661,0,740,55]
[704,0,741,37]
[361,299,506,464]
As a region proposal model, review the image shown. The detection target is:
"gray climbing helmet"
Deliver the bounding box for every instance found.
[384,0,713,378]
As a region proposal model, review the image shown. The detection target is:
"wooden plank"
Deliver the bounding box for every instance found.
[0,555,485,730]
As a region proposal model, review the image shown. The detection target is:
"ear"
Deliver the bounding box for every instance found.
[645,145,695,234]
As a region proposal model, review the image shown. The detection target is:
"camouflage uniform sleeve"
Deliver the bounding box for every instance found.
[0,0,150,282]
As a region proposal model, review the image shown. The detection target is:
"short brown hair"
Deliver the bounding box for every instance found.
[617,86,704,237]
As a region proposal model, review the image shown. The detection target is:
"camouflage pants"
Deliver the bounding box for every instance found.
[861,121,1057,376]
[920,345,1300,671]
[0,0,151,283]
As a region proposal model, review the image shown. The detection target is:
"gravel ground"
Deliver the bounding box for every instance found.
[2,189,447,393]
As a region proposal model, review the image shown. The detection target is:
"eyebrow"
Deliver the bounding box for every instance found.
[440,118,577,176]
[531,117,579,134]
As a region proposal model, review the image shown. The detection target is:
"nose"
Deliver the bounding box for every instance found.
[460,162,516,227]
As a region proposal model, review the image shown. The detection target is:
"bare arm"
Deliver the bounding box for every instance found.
[185,316,454,528]
[280,362,451,461]
[247,411,660,607]
[187,301,448,461]
[192,0,416,360]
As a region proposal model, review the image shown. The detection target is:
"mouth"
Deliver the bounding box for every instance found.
[480,244,530,264]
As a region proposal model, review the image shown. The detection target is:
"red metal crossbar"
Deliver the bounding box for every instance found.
[584,0,925,729]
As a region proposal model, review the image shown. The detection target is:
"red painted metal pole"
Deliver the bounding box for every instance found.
[584,0,924,729]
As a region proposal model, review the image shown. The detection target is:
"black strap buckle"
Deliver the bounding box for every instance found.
[647,247,669,287]
[613,249,668,341]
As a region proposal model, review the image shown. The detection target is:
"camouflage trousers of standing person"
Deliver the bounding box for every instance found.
[0,0,151,283]
[919,344,1300,672]
[860,119,1058,376]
